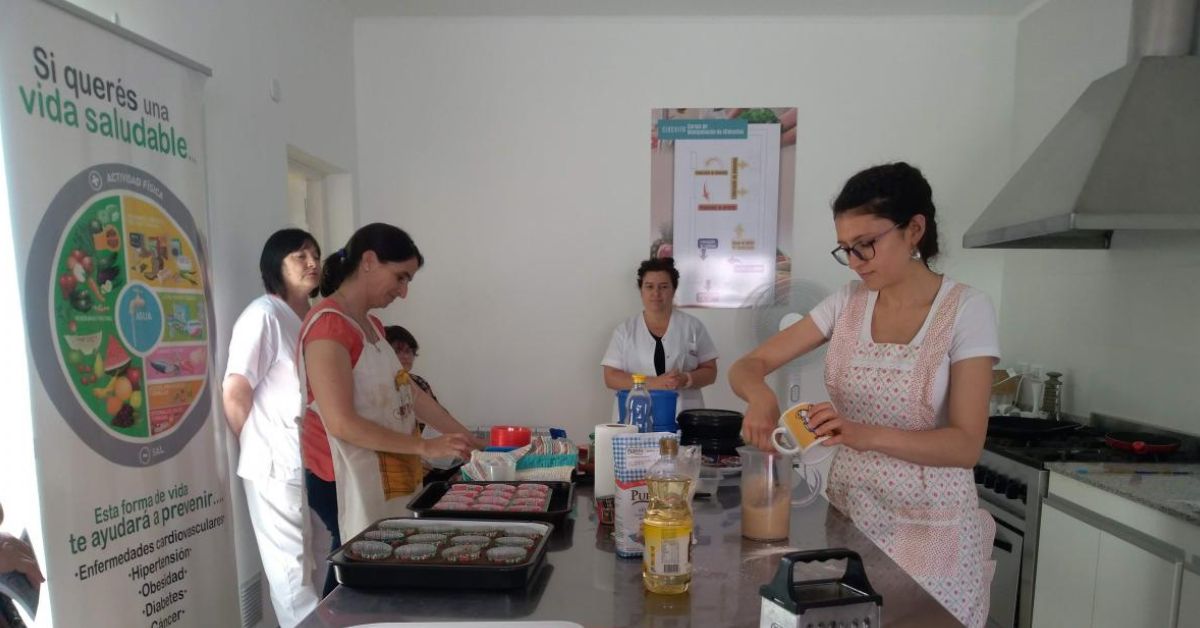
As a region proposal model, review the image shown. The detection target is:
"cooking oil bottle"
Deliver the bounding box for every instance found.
[643,437,693,594]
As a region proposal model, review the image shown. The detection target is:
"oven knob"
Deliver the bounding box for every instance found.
[1019,484,1028,503]
[1006,481,1024,500]
[994,475,1009,494]
[983,470,997,489]
[973,465,984,483]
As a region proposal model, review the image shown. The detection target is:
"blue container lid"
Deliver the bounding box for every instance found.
[616,389,679,429]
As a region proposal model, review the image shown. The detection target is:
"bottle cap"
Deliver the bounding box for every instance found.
[632,373,646,384]
[659,438,678,456]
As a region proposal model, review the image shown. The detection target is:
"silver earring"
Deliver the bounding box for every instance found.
[911,248,922,260]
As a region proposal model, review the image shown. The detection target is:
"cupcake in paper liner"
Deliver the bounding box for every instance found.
[348,540,393,561]
[441,545,482,563]
[378,519,418,534]
[447,484,484,495]
[416,524,458,536]
[449,535,491,548]
[501,527,543,539]
[494,536,535,548]
[476,495,511,507]
[517,483,551,495]
[363,529,407,543]
[406,533,448,547]
[486,546,528,564]
[394,543,438,562]
[507,502,546,512]
[484,483,517,493]
[471,503,505,512]
[455,527,503,538]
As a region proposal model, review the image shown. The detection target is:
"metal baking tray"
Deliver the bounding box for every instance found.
[329,518,553,589]
[407,481,575,527]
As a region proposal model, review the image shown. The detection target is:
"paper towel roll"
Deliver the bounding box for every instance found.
[593,423,636,498]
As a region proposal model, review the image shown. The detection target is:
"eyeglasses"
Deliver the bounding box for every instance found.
[830,222,904,266]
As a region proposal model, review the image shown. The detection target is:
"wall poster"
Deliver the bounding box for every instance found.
[651,108,797,308]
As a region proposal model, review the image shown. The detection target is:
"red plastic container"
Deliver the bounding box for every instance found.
[490,426,532,448]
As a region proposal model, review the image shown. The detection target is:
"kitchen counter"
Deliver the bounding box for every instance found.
[297,483,958,628]
[1046,462,1200,525]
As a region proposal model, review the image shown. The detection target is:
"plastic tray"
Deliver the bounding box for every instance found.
[329,518,552,589]
[408,481,574,527]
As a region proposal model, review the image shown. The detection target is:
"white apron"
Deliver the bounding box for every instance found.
[824,283,995,627]
[299,308,423,539]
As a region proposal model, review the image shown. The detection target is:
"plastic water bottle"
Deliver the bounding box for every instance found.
[626,374,654,433]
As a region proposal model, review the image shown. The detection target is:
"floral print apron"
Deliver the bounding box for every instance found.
[824,283,995,627]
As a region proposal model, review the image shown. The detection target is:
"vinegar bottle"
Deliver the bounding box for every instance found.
[643,438,693,594]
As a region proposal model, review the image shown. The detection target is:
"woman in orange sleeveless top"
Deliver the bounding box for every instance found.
[301,223,479,593]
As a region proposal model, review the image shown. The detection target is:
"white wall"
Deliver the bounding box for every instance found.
[354,15,1015,440]
[1003,0,1200,437]
[65,1,360,624]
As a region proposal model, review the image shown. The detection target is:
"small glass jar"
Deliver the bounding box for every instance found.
[1041,372,1064,421]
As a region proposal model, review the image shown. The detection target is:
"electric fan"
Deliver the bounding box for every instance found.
[739,276,831,405]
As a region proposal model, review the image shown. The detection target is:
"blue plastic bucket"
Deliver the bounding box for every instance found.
[616,389,679,432]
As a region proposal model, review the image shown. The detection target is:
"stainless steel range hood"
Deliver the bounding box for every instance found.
[964,0,1200,249]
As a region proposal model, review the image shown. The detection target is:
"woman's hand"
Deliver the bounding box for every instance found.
[740,392,781,451]
[806,402,875,451]
[420,433,478,461]
[0,532,44,588]
[648,371,685,390]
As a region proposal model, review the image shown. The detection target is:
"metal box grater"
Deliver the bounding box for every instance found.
[759,548,882,628]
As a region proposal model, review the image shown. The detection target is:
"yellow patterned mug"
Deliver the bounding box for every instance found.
[771,402,834,463]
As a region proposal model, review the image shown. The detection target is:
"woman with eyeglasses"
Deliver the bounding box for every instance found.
[729,162,999,627]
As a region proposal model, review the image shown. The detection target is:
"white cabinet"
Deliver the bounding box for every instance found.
[1032,502,1099,628]
[1092,531,1177,628]
[1032,502,1181,628]
[1179,568,1200,628]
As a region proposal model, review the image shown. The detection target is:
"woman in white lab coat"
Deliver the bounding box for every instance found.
[601,257,719,413]
[222,228,321,627]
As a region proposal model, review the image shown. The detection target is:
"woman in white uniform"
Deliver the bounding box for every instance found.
[602,257,719,413]
[222,228,321,628]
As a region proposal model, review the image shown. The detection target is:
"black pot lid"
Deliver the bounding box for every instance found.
[677,409,744,427]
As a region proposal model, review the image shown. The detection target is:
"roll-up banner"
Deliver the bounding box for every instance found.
[0,0,238,626]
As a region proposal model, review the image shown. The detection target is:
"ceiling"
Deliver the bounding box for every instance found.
[343,0,1046,19]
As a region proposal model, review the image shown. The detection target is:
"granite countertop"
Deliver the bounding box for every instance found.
[1046,462,1200,525]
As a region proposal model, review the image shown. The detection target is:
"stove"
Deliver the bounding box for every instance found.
[976,418,1197,628]
[985,424,1187,467]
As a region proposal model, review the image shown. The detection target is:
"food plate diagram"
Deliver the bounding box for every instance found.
[25,164,213,467]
